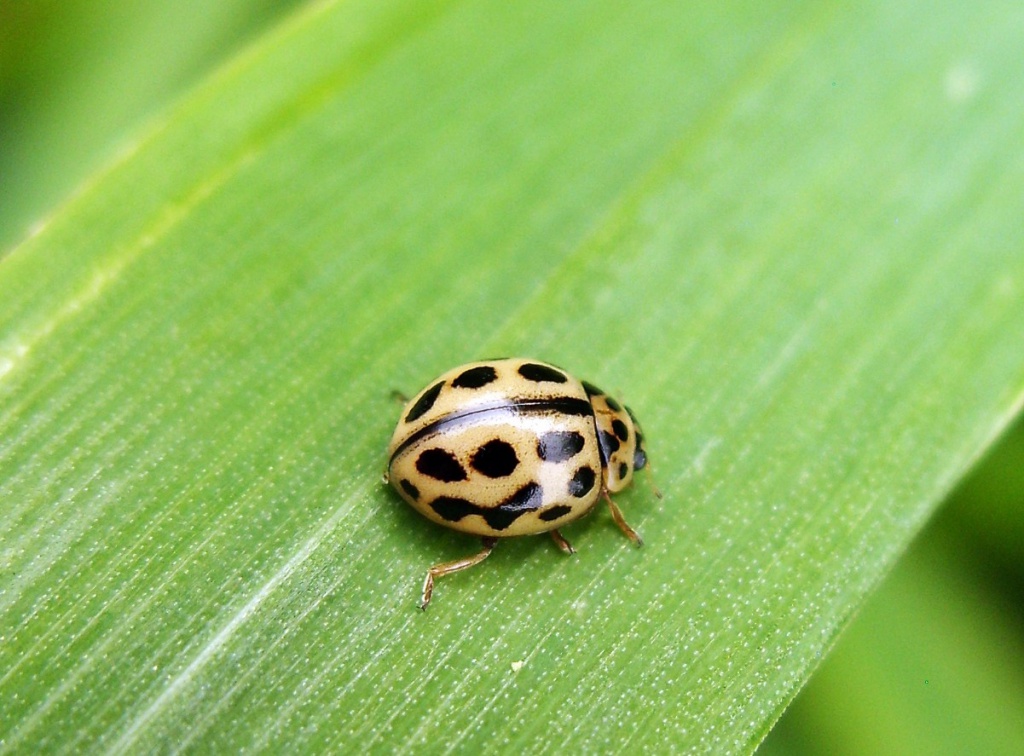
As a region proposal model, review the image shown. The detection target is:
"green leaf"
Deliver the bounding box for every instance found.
[762,416,1024,754]
[761,474,1024,755]
[2,0,1023,751]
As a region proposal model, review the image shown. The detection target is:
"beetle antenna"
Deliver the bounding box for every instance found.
[644,460,663,499]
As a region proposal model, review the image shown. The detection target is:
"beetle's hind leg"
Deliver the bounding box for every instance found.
[549,529,576,555]
[603,489,643,547]
[420,537,498,610]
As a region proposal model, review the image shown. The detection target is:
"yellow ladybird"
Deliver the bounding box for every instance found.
[385,358,655,608]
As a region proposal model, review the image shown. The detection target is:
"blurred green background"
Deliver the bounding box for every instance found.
[3,2,1022,752]
[0,0,302,252]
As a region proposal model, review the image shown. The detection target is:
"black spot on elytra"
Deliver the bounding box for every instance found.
[537,431,585,463]
[405,381,444,423]
[471,439,519,478]
[416,448,467,482]
[618,462,629,480]
[483,482,544,530]
[507,481,544,509]
[539,505,573,522]
[569,467,596,498]
[400,479,420,500]
[428,483,547,531]
[582,381,603,397]
[430,496,476,522]
[600,430,621,454]
[481,509,524,531]
[605,395,622,412]
[518,363,567,383]
[611,418,630,442]
[452,365,497,389]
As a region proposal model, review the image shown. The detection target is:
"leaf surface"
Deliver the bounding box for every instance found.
[2,0,1024,752]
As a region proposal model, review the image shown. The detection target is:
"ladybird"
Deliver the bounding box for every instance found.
[385,358,655,609]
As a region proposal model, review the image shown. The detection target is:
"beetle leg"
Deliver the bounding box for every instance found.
[549,529,576,555]
[420,537,498,610]
[603,489,643,547]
